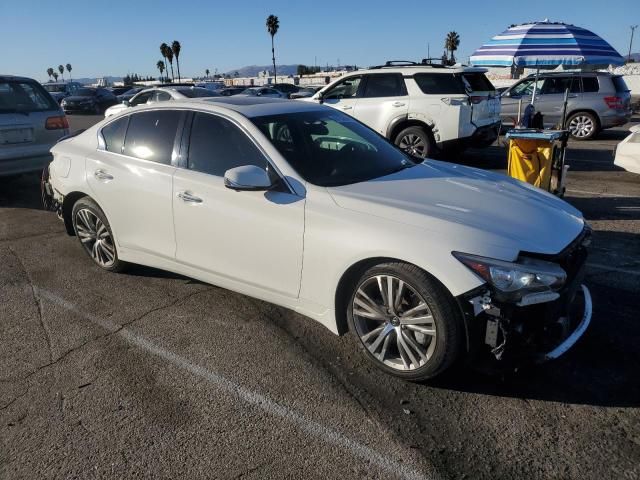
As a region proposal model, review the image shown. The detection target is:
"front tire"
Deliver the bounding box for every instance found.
[347,262,464,381]
[394,126,434,159]
[72,197,125,272]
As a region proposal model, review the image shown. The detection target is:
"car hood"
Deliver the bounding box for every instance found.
[64,95,95,102]
[327,160,585,257]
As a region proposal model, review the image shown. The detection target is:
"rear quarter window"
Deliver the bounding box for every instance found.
[101,116,129,153]
[611,76,630,93]
[413,73,465,95]
[462,73,495,92]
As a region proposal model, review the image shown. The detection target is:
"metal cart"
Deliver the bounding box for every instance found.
[505,128,569,197]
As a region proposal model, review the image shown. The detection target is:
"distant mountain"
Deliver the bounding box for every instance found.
[223,65,300,78]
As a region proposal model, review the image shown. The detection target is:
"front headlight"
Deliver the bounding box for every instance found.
[453,252,566,298]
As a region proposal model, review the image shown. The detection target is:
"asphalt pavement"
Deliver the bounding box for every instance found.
[1,114,638,480]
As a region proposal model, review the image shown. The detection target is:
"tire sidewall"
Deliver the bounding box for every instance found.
[71,197,122,272]
[394,126,433,159]
[568,112,598,140]
[346,263,463,381]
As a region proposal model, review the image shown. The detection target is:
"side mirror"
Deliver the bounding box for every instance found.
[224,165,272,191]
[317,91,324,104]
[123,100,130,106]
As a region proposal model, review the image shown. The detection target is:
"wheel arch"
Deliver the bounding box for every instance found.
[566,109,601,130]
[333,256,464,340]
[387,118,435,144]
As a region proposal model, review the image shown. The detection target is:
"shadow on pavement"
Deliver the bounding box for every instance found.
[0,173,43,209]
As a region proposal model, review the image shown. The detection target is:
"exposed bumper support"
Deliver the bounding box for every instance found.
[535,284,592,363]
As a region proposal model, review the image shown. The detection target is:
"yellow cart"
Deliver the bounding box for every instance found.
[505,129,569,196]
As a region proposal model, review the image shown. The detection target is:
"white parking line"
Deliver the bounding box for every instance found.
[36,288,436,480]
[587,263,640,276]
[566,189,636,198]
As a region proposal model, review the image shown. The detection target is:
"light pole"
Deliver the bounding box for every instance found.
[629,25,638,62]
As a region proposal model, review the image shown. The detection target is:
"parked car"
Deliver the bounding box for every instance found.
[237,87,287,98]
[195,81,225,91]
[614,124,640,173]
[42,81,82,103]
[269,83,301,96]
[104,86,221,117]
[1,75,69,176]
[116,87,143,103]
[304,61,501,158]
[218,87,249,96]
[108,86,132,97]
[500,72,632,140]
[61,87,117,114]
[290,85,324,99]
[43,97,592,381]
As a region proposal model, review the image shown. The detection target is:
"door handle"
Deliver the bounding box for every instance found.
[392,102,406,107]
[177,191,203,204]
[341,105,353,110]
[94,169,113,181]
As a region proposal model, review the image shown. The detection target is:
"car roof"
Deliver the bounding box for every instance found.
[524,71,612,78]
[164,96,328,117]
[352,65,488,75]
[0,75,41,83]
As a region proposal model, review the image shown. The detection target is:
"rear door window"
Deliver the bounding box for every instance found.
[362,74,406,97]
[123,110,181,164]
[0,80,59,113]
[581,77,600,93]
[101,116,129,153]
[413,73,465,94]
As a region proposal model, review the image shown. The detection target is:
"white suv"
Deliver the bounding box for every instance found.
[305,61,501,158]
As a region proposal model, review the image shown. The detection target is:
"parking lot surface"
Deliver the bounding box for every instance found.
[1,114,639,480]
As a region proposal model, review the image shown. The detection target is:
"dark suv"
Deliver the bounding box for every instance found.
[500,72,632,140]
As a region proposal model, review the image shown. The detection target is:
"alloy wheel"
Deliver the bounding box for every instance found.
[398,134,427,157]
[568,115,595,138]
[75,208,116,267]
[352,275,437,371]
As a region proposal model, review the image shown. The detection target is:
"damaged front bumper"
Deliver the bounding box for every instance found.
[457,228,592,370]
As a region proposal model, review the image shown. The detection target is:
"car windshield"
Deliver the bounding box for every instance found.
[176,88,220,98]
[74,88,96,96]
[0,80,59,113]
[43,84,66,93]
[251,110,416,187]
[241,88,259,96]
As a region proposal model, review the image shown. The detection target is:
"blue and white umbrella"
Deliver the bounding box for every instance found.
[470,21,625,68]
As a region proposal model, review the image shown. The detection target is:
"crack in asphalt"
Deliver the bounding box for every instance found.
[0,286,214,410]
[8,247,54,363]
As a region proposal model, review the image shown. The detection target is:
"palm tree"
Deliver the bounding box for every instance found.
[172,41,181,82]
[46,67,54,81]
[444,31,460,65]
[52,72,59,81]
[58,64,65,82]
[160,43,170,82]
[165,46,175,81]
[157,60,166,82]
[66,63,72,82]
[205,68,210,79]
[266,14,279,83]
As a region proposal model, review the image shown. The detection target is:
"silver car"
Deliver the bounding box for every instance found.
[104,85,221,117]
[500,72,632,140]
[1,75,69,176]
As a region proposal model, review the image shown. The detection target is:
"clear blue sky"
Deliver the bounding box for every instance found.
[3,0,639,81]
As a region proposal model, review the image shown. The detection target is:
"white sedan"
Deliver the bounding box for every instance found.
[43,98,592,380]
[104,86,220,117]
[614,124,640,174]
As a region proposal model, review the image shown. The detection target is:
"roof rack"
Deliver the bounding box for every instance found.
[369,59,448,69]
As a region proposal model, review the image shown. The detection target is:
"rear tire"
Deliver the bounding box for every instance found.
[347,262,464,381]
[72,197,126,272]
[567,112,598,140]
[394,126,434,159]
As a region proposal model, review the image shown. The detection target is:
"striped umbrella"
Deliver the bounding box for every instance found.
[471,21,624,109]
[470,21,625,68]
